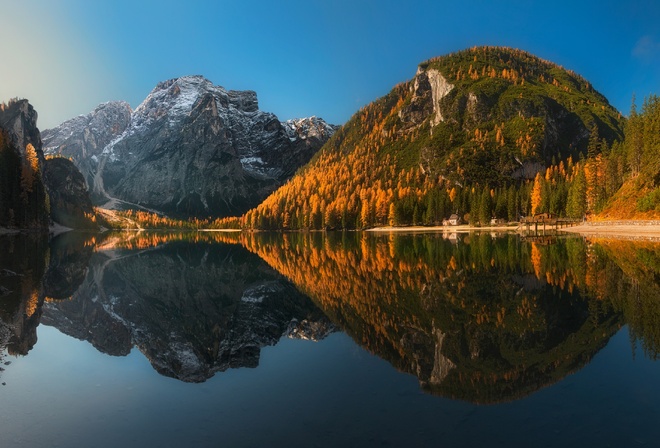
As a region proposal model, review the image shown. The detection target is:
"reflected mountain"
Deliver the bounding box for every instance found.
[41,232,334,382]
[230,232,630,403]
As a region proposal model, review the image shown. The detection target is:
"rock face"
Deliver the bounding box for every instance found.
[0,99,44,166]
[43,158,99,230]
[402,67,454,127]
[398,48,624,176]
[43,76,336,218]
[41,101,132,202]
[41,236,334,382]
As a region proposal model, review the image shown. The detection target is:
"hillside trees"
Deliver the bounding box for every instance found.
[0,130,48,228]
[235,47,626,230]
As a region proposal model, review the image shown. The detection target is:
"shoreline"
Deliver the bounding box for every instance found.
[368,221,660,240]
[558,223,660,239]
[367,225,518,233]
[4,222,660,239]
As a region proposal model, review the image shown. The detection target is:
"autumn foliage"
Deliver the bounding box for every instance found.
[234,47,623,230]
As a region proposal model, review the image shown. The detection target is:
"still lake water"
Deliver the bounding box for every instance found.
[0,230,659,447]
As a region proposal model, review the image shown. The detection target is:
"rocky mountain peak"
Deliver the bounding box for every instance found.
[44,76,336,218]
[283,116,338,140]
[135,75,259,130]
[43,100,132,157]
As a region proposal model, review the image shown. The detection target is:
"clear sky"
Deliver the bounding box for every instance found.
[1,0,659,129]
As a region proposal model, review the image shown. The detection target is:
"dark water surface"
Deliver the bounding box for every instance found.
[0,231,659,447]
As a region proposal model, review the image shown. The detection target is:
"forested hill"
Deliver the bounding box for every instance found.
[242,46,624,229]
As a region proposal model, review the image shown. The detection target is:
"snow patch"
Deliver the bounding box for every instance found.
[240,156,267,176]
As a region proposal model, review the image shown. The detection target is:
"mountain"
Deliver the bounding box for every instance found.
[43,76,337,218]
[41,101,132,202]
[244,47,624,229]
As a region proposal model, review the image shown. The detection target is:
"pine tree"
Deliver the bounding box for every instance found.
[587,123,600,159]
[567,167,587,219]
[507,185,517,221]
[479,186,492,225]
[626,95,643,177]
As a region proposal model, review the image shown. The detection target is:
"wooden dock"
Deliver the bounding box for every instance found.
[518,214,581,233]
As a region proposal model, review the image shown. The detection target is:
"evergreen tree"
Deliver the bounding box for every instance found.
[470,189,480,225]
[587,122,600,159]
[567,167,587,218]
[626,95,643,177]
[495,188,507,219]
[507,185,517,221]
[479,187,492,225]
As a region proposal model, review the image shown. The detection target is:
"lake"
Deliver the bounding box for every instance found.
[0,230,659,447]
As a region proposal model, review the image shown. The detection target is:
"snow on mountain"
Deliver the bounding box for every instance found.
[43,76,336,217]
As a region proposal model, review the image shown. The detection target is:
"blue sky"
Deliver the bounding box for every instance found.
[1,0,659,129]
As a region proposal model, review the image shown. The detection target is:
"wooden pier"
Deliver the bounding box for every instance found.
[518,213,581,233]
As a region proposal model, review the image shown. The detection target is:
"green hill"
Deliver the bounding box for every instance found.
[243,46,624,229]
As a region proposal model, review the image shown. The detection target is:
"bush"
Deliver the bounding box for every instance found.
[636,188,660,212]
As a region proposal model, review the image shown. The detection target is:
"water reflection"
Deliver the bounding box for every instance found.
[0,233,48,359]
[1,231,334,383]
[222,232,625,402]
[1,230,659,403]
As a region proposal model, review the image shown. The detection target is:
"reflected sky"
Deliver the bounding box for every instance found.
[2,323,659,447]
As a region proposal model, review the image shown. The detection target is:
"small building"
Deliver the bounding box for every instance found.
[490,218,507,226]
[443,214,462,226]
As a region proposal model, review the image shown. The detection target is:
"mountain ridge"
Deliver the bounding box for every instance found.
[43,75,337,218]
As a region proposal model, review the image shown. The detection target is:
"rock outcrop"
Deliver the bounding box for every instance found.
[0,99,44,166]
[43,76,336,218]
[42,158,99,230]
[0,100,49,228]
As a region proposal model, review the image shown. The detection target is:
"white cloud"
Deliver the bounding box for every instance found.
[632,35,660,61]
